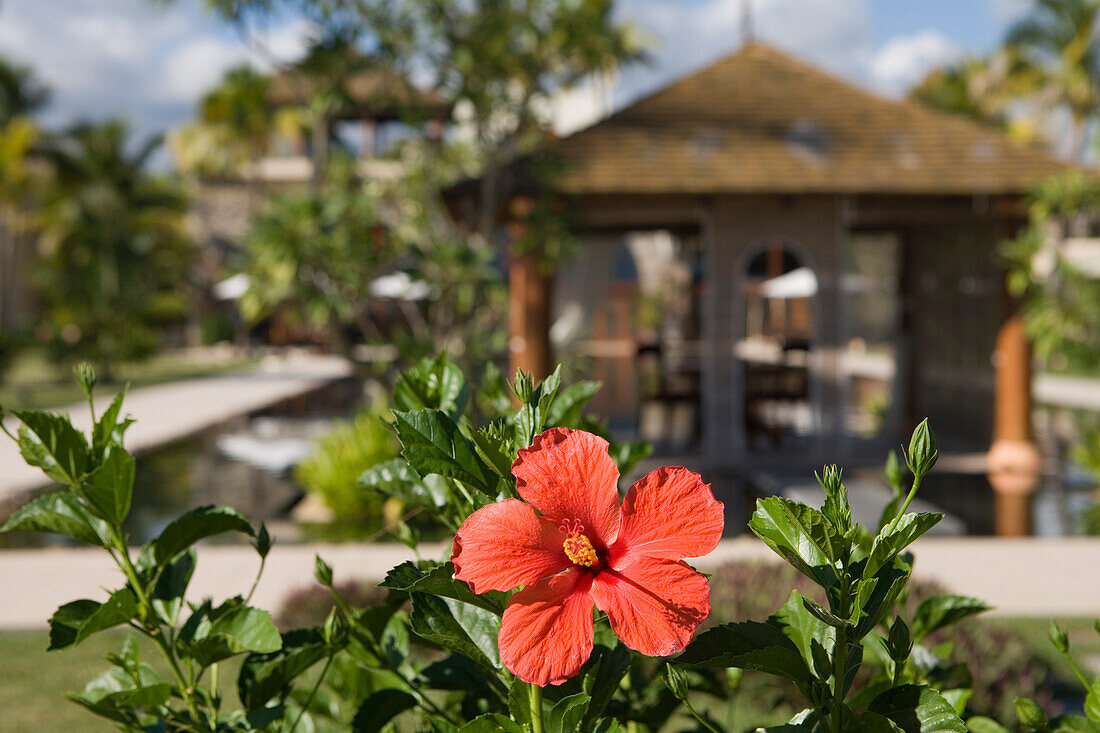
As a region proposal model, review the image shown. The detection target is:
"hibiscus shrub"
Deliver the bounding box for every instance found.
[4,355,1082,733]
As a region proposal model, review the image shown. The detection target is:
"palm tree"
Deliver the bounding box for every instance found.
[1007,0,1100,159]
[0,57,48,337]
[35,121,190,377]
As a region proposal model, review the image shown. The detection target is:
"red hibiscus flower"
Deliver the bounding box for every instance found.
[451,427,724,686]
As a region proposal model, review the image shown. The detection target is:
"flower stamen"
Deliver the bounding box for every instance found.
[563,532,598,567]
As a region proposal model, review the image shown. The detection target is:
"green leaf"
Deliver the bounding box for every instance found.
[352,688,419,732]
[82,446,135,524]
[1054,716,1100,732]
[581,643,631,730]
[151,549,196,626]
[772,592,835,672]
[513,366,562,448]
[394,354,469,420]
[1,491,112,546]
[392,409,498,496]
[856,713,906,732]
[92,387,131,457]
[48,588,138,650]
[71,681,172,723]
[382,561,505,614]
[14,410,90,485]
[966,716,1012,733]
[1087,679,1100,723]
[239,629,327,709]
[458,714,524,732]
[181,605,282,666]
[868,685,967,732]
[749,496,841,589]
[677,619,812,690]
[409,593,501,672]
[910,595,991,642]
[608,439,653,475]
[359,458,450,509]
[854,558,912,638]
[546,692,590,733]
[545,381,602,428]
[152,505,254,566]
[471,423,516,478]
[864,513,943,578]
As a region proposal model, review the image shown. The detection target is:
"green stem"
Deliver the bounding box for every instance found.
[831,624,847,733]
[529,682,543,733]
[1062,650,1091,690]
[895,472,924,520]
[245,553,267,605]
[682,697,721,733]
[289,652,334,733]
[149,627,207,731]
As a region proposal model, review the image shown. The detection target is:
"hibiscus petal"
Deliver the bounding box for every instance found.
[511,427,621,548]
[609,466,723,567]
[590,556,710,658]
[452,499,569,593]
[499,569,595,686]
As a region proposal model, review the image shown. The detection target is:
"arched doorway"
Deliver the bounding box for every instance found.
[737,238,819,450]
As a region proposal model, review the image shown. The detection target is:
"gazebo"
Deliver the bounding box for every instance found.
[447,42,1074,534]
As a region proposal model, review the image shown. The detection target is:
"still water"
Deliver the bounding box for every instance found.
[1,377,363,548]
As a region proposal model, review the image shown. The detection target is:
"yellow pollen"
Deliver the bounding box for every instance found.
[563,532,598,567]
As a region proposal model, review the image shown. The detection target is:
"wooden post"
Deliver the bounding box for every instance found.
[986,314,1042,536]
[506,196,552,380]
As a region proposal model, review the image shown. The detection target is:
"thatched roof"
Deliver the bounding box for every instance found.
[543,42,1069,195]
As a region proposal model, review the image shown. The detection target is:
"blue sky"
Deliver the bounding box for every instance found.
[0,0,1032,154]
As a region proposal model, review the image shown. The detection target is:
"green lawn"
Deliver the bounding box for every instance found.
[0,349,258,411]
[1,618,1096,731]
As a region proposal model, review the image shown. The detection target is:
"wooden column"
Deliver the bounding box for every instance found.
[507,196,552,380]
[986,314,1042,536]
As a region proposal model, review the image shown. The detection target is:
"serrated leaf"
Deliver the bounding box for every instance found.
[749,496,841,589]
[677,619,812,690]
[92,388,130,457]
[382,561,505,614]
[152,505,253,566]
[14,410,90,485]
[394,354,469,419]
[865,513,943,578]
[83,446,135,524]
[239,629,327,709]
[409,593,501,672]
[546,692,590,733]
[392,409,498,496]
[772,591,835,672]
[49,588,137,650]
[359,458,450,509]
[181,605,282,666]
[911,594,991,642]
[1087,679,1100,723]
[458,714,524,732]
[868,684,967,732]
[1,491,112,546]
[151,549,196,626]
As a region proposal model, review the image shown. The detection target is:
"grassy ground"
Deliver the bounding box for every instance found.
[0,349,257,411]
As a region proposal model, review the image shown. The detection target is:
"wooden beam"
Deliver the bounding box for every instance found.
[986,314,1041,536]
[507,196,552,380]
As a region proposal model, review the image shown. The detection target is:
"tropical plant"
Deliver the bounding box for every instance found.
[2,355,1024,732]
[33,120,191,377]
[293,406,399,520]
[1006,0,1100,160]
[0,57,48,353]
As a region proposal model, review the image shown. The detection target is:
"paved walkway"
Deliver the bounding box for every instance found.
[0,353,350,510]
[0,537,1096,628]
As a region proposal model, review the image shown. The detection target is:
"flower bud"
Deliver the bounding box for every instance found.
[314,554,333,587]
[906,419,938,476]
[1048,620,1069,654]
[74,362,97,396]
[323,607,347,647]
[1015,698,1048,730]
[663,664,689,700]
[886,616,912,662]
[255,523,271,559]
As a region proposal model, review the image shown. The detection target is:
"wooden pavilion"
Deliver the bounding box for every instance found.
[447,43,1073,533]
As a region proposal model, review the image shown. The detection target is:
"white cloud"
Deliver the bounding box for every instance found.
[987,0,1030,24]
[870,29,963,97]
[0,0,309,149]
[611,0,872,107]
